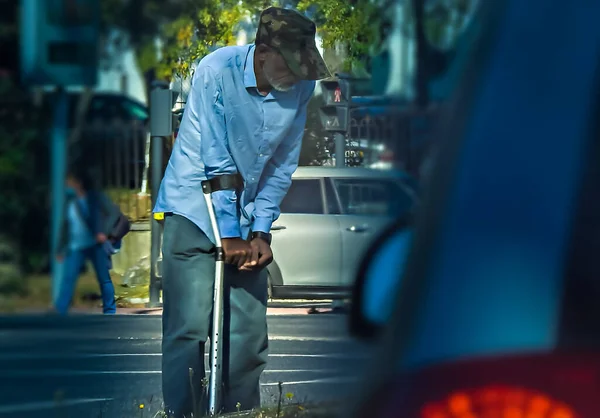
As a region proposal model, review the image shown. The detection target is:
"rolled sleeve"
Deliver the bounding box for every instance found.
[196,65,241,238]
[252,81,316,233]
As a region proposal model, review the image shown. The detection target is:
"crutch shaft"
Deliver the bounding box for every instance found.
[201,174,243,416]
[208,259,225,416]
[202,192,224,416]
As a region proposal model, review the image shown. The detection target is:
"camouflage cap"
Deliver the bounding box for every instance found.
[256,7,331,81]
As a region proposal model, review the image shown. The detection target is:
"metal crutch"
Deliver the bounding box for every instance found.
[201,174,242,416]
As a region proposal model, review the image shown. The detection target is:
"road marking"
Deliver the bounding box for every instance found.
[0,398,112,414]
[266,309,316,316]
[261,377,359,386]
[0,352,367,360]
[269,299,333,303]
[266,353,367,359]
[0,334,348,342]
[0,369,347,378]
[268,335,349,342]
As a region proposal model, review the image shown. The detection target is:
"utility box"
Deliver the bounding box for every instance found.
[150,82,178,137]
[20,0,100,87]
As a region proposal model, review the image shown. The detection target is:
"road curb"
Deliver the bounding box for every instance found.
[2,305,348,316]
[116,307,319,316]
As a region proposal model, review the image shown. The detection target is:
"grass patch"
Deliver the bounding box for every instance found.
[115,281,151,306]
[0,268,150,313]
[53,398,338,418]
[218,403,338,417]
[131,383,340,418]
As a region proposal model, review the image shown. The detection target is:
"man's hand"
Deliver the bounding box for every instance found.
[222,238,253,268]
[240,238,273,271]
[96,233,108,244]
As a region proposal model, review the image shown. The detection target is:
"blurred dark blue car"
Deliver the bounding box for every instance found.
[347,0,600,417]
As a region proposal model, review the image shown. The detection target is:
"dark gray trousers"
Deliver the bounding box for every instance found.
[161,214,269,417]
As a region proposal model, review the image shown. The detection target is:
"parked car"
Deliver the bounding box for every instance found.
[153,167,419,299]
[42,91,149,127]
[266,166,418,300]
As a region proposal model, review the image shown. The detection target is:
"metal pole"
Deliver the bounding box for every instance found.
[50,88,69,305]
[120,73,128,94]
[413,0,429,108]
[335,79,353,168]
[335,133,345,168]
[140,131,151,194]
[149,132,162,307]
[148,81,172,307]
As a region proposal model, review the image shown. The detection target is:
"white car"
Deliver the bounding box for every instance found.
[155,167,418,300]
[267,167,418,300]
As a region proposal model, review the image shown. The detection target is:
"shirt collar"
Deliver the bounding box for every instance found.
[244,44,257,89]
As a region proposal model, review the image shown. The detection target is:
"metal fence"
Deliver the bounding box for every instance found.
[348,105,439,177]
[74,120,163,222]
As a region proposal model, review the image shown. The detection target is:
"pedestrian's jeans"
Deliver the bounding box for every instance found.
[55,244,117,315]
[161,214,269,417]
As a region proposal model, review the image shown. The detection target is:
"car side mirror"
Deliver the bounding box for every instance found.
[349,217,413,340]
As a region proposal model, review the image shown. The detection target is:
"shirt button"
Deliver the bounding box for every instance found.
[259,154,263,157]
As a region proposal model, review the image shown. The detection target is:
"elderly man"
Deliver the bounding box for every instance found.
[153,7,330,417]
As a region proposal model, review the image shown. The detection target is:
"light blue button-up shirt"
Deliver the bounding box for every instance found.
[154,45,315,243]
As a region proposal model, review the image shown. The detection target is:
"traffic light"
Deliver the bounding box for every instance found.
[20,0,100,87]
[319,79,350,132]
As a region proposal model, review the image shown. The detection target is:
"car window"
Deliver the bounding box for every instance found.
[121,99,149,121]
[280,179,324,214]
[333,178,414,216]
[87,97,120,120]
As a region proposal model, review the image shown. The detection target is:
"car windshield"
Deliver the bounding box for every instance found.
[121,99,148,120]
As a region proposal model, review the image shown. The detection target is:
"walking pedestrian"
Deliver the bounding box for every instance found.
[54,166,122,315]
[153,7,330,417]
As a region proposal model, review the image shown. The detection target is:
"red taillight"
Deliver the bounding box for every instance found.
[421,385,577,418]
[363,352,599,418]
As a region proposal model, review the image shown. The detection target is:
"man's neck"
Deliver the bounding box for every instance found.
[253,49,272,96]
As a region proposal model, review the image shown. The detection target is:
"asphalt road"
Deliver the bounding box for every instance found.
[0,313,373,417]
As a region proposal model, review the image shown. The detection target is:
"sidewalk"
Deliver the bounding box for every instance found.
[111,306,334,316]
[5,306,329,316]
[2,299,348,316]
